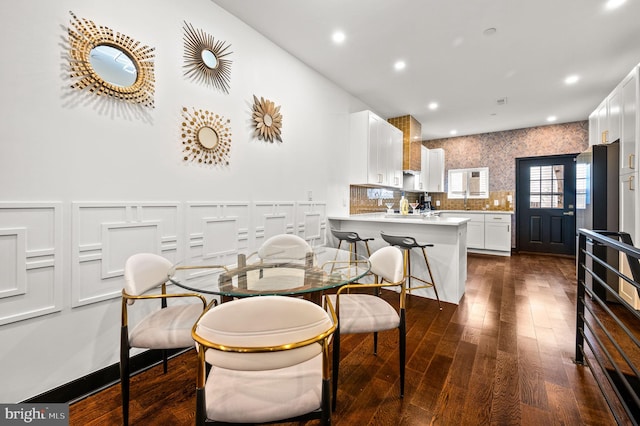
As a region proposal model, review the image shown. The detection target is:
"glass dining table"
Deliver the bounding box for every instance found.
[168,246,371,305]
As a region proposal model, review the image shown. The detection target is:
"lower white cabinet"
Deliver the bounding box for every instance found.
[619,172,640,308]
[484,214,512,251]
[440,211,512,255]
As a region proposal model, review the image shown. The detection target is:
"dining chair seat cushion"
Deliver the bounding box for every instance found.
[128,303,203,349]
[326,294,400,334]
[204,353,322,423]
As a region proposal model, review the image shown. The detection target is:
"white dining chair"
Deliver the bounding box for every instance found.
[325,245,406,410]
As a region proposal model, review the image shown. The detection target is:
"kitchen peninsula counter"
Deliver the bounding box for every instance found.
[328,213,469,304]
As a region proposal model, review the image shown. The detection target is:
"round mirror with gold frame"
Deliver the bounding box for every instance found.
[67,11,155,107]
[183,21,233,93]
[181,107,232,166]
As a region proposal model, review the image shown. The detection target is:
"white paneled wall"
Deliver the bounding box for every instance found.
[0,203,63,325]
[0,0,365,403]
[71,202,181,307]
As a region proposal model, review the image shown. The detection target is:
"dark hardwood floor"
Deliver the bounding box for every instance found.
[69,253,618,425]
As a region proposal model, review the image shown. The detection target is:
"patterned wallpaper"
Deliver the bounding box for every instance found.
[423,120,589,191]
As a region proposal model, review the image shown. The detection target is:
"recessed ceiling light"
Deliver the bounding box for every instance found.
[605,0,627,10]
[428,102,439,110]
[394,60,406,71]
[332,31,346,44]
[547,115,557,122]
[450,130,458,136]
[564,74,580,85]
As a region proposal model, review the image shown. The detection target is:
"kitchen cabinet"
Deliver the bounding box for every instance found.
[619,172,639,308]
[590,84,622,146]
[349,110,403,188]
[620,67,638,176]
[484,214,512,251]
[425,148,445,192]
[593,64,640,308]
[439,211,512,255]
[446,212,485,249]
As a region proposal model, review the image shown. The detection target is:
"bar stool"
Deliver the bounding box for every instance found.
[330,229,374,259]
[380,231,442,310]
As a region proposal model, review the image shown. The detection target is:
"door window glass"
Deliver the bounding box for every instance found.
[529,165,564,208]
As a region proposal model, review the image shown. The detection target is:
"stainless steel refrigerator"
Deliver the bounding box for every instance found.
[576,141,619,300]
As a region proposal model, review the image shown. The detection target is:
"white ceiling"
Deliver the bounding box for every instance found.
[211,0,640,140]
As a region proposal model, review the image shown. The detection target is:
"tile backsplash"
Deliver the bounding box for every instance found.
[350,185,513,214]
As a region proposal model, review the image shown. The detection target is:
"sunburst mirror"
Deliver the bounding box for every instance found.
[251,95,283,143]
[67,11,155,107]
[180,107,232,166]
[183,21,233,93]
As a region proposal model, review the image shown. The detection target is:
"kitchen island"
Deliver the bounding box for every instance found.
[328,213,469,305]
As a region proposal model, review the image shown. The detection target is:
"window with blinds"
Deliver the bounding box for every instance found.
[447,167,489,199]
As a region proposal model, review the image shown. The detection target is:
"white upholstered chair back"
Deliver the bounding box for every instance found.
[124,253,173,296]
[193,295,334,370]
[257,234,312,262]
[369,245,404,284]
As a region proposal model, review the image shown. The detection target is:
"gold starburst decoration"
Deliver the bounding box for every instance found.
[67,11,155,107]
[251,95,283,143]
[181,107,232,166]
[183,21,233,93]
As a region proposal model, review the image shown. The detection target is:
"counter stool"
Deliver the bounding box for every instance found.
[380,231,442,310]
[330,229,374,259]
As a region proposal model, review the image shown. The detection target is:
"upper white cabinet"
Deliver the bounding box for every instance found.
[590,84,622,146]
[620,67,639,176]
[425,148,445,192]
[349,110,403,188]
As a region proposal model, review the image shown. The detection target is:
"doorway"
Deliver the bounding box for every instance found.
[516,154,577,256]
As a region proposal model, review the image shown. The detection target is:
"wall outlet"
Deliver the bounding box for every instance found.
[507,195,512,202]
[436,200,441,207]
[494,199,499,206]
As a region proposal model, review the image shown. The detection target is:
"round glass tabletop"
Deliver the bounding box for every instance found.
[168,246,371,298]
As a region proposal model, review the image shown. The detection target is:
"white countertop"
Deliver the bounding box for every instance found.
[328,213,470,226]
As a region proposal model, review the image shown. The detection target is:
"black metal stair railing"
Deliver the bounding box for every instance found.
[576,229,640,425]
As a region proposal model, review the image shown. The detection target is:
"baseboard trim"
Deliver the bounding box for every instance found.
[23,348,189,404]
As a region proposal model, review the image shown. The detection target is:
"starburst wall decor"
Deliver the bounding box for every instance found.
[251,95,283,143]
[183,21,233,93]
[67,11,155,107]
[180,107,232,166]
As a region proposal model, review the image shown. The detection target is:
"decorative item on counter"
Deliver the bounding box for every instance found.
[400,192,409,215]
[409,200,419,215]
[251,95,283,142]
[182,21,233,93]
[385,202,394,214]
[180,107,232,166]
[67,11,156,107]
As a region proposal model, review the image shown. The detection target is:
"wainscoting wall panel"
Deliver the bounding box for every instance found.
[71,202,181,307]
[253,202,296,248]
[0,203,62,325]
[296,202,327,247]
[185,202,250,266]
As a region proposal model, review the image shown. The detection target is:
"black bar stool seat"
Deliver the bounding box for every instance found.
[380,231,442,310]
[330,229,374,257]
